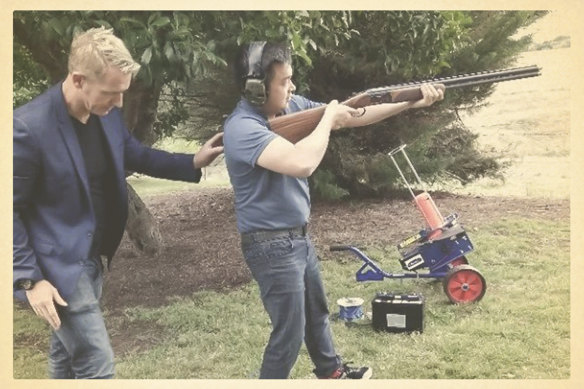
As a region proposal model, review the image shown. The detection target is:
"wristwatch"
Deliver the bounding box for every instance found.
[16,279,36,291]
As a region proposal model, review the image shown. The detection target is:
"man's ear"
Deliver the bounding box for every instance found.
[71,72,86,89]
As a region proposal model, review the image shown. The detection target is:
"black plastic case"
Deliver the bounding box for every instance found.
[371,293,424,333]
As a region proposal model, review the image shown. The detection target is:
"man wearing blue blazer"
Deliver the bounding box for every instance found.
[13,27,224,379]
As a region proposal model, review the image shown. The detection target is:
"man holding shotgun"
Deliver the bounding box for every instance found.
[223,41,443,379]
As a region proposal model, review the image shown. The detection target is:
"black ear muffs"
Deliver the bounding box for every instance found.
[243,41,267,105]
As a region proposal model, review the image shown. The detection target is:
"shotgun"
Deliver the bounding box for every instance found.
[269,65,541,143]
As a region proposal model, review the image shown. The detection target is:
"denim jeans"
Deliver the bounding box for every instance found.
[241,231,341,379]
[48,258,115,379]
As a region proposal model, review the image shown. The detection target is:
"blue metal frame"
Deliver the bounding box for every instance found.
[330,217,474,282]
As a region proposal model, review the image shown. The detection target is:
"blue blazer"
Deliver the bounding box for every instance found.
[13,83,201,301]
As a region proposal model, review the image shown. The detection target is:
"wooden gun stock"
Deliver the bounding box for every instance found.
[268,92,375,144]
[268,65,540,143]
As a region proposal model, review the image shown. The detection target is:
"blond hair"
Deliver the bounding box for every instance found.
[68,27,141,79]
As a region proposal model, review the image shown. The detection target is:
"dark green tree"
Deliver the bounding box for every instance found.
[305,11,545,199]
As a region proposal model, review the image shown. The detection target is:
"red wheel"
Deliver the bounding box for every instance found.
[443,265,486,304]
[449,256,469,268]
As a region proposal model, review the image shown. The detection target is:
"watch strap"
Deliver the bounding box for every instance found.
[16,279,36,291]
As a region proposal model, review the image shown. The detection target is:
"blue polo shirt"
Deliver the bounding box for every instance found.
[224,95,323,233]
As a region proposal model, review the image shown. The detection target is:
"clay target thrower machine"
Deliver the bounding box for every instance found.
[330,144,486,303]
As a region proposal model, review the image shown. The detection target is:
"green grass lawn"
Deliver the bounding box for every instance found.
[13,216,570,379]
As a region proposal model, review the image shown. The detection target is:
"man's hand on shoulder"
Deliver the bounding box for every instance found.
[193,132,224,169]
[25,280,68,330]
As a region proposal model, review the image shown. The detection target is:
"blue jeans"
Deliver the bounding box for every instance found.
[48,258,115,379]
[241,230,341,379]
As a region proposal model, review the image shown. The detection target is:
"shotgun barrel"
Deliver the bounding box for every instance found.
[268,65,541,143]
[369,64,542,103]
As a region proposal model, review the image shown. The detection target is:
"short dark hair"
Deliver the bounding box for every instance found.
[234,42,292,91]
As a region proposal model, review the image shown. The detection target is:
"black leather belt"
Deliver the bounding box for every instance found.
[241,225,308,245]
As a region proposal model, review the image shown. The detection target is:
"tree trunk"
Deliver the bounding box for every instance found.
[123,82,162,146]
[125,183,163,255]
[122,82,165,254]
